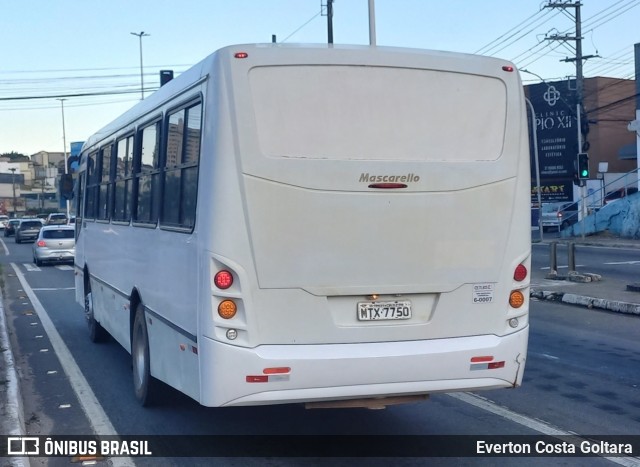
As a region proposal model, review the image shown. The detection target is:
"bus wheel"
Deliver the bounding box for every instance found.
[85,282,107,343]
[132,304,160,406]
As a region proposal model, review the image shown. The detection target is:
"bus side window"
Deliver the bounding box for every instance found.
[161,102,201,229]
[114,135,134,223]
[135,120,162,224]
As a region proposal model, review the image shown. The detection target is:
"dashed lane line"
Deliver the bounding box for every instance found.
[11,262,135,467]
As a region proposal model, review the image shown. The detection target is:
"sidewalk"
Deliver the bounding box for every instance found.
[531,231,640,315]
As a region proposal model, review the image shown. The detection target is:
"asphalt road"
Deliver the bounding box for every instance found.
[2,238,640,466]
[532,242,640,283]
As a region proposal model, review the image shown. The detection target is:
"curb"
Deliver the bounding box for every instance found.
[0,289,29,467]
[532,290,640,316]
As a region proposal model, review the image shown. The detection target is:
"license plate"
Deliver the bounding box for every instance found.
[357,300,412,321]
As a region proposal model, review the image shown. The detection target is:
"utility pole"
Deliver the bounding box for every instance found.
[57,98,70,218]
[544,1,596,144]
[9,168,16,216]
[544,1,597,238]
[322,0,334,44]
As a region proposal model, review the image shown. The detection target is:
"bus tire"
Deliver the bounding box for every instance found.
[132,304,161,406]
[85,281,108,343]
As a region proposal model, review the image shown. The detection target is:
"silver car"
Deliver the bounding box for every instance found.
[15,219,44,243]
[541,201,578,232]
[32,225,75,266]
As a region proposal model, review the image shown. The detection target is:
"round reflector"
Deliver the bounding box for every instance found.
[509,290,525,308]
[218,300,237,319]
[214,270,233,289]
[513,264,528,282]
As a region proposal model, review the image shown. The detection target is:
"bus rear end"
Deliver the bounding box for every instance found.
[199,45,530,407]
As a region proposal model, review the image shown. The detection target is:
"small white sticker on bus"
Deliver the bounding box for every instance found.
[472,283,494,304]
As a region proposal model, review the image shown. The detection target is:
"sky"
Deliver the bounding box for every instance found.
[1,0,639,156]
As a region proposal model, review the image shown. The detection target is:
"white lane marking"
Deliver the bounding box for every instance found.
[23,263,40,272]
[32,287,75,291]
[533,352,560,361]
[11,263,136,467]
[539,265,585,270]
[449,392,640,466]
[604,261,640,265]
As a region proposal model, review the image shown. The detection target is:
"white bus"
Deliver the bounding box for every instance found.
[74,43,531,408]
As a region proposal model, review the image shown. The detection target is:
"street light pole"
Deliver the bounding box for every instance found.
[57,98,70,218]
[9,168,16,217]
[131,31,150,100]
[525,98,543,242]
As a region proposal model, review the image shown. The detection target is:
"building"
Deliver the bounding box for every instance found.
[526,76,637,204]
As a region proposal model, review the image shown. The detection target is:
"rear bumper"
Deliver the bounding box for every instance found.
[198,327,528,407]
[35,250,74,262]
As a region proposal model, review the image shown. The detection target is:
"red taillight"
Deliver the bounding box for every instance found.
[37,240,46,247]
[502,65,514,72]
[514,264,527,282]
[214,270,233,289]
[234,52,248,59]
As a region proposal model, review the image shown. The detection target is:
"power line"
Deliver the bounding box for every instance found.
[0,88,159,102]
[281,7,324,43]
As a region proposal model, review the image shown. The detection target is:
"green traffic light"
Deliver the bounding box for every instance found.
[580,169,588,177]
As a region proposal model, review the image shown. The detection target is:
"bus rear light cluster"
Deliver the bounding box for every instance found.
[509,263,528,309]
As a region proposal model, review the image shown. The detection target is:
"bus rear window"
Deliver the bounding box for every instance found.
[249,65,507,162]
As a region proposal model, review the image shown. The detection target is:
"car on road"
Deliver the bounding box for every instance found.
[541,201,579,232]
[3,219,20,237]
[32,225,75,266]
[15,219,44,243]
[46,213,68,225]
[0,215,9,230]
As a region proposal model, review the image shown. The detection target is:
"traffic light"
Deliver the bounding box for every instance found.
[577,153,589,180]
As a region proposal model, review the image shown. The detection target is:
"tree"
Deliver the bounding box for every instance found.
[1,152,29,161]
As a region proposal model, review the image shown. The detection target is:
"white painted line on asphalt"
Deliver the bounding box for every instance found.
[604,261,640,265]
[23,263,40,272]
[530,352,560,360]
[539,265,585,270]
[31,287,75,291]
[0,237,8,256]
[11,263,136,467]
[449,392,640,466]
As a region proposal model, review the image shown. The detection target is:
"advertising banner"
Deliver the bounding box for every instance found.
[527,80,578,203]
